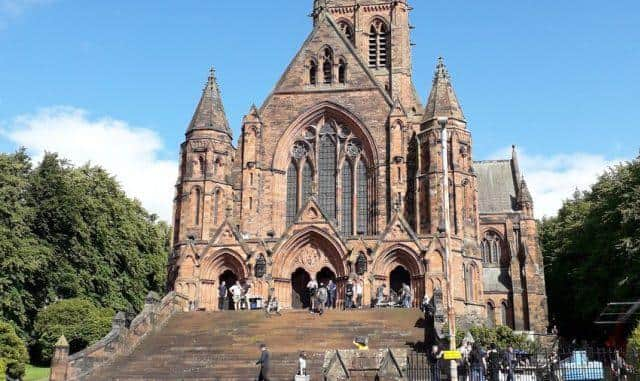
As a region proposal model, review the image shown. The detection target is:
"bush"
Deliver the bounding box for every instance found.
[455,325,537,351]
[0,320,29,379]
[33,299,114,363]
[629,322,640,367]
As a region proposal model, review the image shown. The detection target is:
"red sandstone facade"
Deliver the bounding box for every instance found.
[168,0,549,333]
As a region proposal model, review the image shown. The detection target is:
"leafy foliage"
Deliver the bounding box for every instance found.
[0,320,29,379]
[540,156,640,340]
[629,323,640,368]
[33,299,113,363]
[455,325,536,351]
[0,149,169,356]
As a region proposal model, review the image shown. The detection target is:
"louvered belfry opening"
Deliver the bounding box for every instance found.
[369,19,389,69]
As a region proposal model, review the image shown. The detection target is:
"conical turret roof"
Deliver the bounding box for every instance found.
[187,67,231,137]
[422,57,466,123]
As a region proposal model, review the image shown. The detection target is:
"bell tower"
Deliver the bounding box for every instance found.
[173,68,235,246]
[312,0,420,112]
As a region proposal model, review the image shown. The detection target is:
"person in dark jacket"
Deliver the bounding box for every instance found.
[218,281,227,310]
[256,343,271,381]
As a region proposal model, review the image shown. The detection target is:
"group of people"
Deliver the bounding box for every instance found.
[218,280,253,311]
[375,282,413,308]
[429,342,519,381]
[305,278,337,315]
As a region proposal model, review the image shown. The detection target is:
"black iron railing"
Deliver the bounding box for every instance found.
[407,347,640,381]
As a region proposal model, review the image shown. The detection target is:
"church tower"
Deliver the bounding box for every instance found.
[172,68,235,247]
[313,0,422,113]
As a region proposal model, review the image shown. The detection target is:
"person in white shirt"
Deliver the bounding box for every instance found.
[354,278,364,308]
[229,281,243,310]
[298,352,307,376]
[306,278,318,312]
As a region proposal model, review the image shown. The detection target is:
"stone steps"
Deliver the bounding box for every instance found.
[92,308,424,380]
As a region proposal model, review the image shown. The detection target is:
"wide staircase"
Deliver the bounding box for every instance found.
[92,308,424,381]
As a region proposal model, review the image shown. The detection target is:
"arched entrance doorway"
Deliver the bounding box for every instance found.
[372,246,426,308]
[390,265,411,296]
[291,268,311,309]
[219,270,238,310]
[199,249,248,311]
[271,228,348,309]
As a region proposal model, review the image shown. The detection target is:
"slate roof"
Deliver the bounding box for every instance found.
[474,160,518,214]
[422,57,466,123]
[187,68,232,137]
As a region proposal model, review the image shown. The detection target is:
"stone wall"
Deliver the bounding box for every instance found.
[49,292,189,381]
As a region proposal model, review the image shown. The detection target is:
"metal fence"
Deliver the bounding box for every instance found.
[407,347,640,381]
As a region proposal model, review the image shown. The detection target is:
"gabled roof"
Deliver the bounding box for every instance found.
[187,67,232,137]
[260,9,393,112]
[474,160,518,214]
[422,57,466,123]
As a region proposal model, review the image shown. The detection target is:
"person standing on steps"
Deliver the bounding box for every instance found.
[256,343,271,381]
[327,279,337,309]
[218,281,228,311]
[355,277,363,308]
[428,344,443,381]
[344,279,354,309]
[306,277,318,313]
[229,281,243,311]
[316,283,328,316]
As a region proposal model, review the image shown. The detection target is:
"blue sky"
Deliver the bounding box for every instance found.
[1,0,638,221]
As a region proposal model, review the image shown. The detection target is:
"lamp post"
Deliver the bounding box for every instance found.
[438,116,458,381]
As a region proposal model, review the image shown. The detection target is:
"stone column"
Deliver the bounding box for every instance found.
[49,336,69,381]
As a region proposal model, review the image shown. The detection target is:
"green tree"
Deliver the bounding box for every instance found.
[0,149,50,334]
[28,153,169,315]
[540,155,640,340]
[33,298,113,362]
[0,320,29,379]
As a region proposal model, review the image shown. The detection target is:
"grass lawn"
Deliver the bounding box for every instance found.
[23,364,50,381]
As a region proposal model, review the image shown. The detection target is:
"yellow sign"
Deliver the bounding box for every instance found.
[443,351,462,360]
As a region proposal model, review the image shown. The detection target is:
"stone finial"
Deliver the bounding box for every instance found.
[55,335,69,347]
[145,291,161,305]
[112,311,127,329]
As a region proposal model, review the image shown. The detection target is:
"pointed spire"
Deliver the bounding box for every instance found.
[517,178,533,205]
[512,145,522,183]
[422,57,466,123]
[186,66,232,137]
[55,335,69,347]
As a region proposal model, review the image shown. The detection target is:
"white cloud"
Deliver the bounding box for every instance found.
[0,0,52,29]
[2,106,177,221]
[490,147,624,219]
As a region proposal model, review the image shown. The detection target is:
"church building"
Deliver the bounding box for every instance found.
[168,0,549,333]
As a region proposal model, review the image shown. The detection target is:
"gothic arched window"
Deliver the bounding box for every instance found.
[309,60,318,85]
[487,301,496,328]
[198,156,206,176]
[356,252,367,275]
[481,231,503,265]
[341,161,353,236]
[322,48,333,84]
[501,301,510,327]
[369,19,389,68]
[284,116,374,234]
[213,189,220,225]
[318,134,337,219]
[338,59,347,84]
[338,20,354,43]
[357,159,369,235]
[193,188,201,226]
[255,254,267,278]
[286,162,298,226]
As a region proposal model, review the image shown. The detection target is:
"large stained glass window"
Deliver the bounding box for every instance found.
[357,159,369,234]
[341,162,353,236]
[286,162,298,226]
[318,136,336,220]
